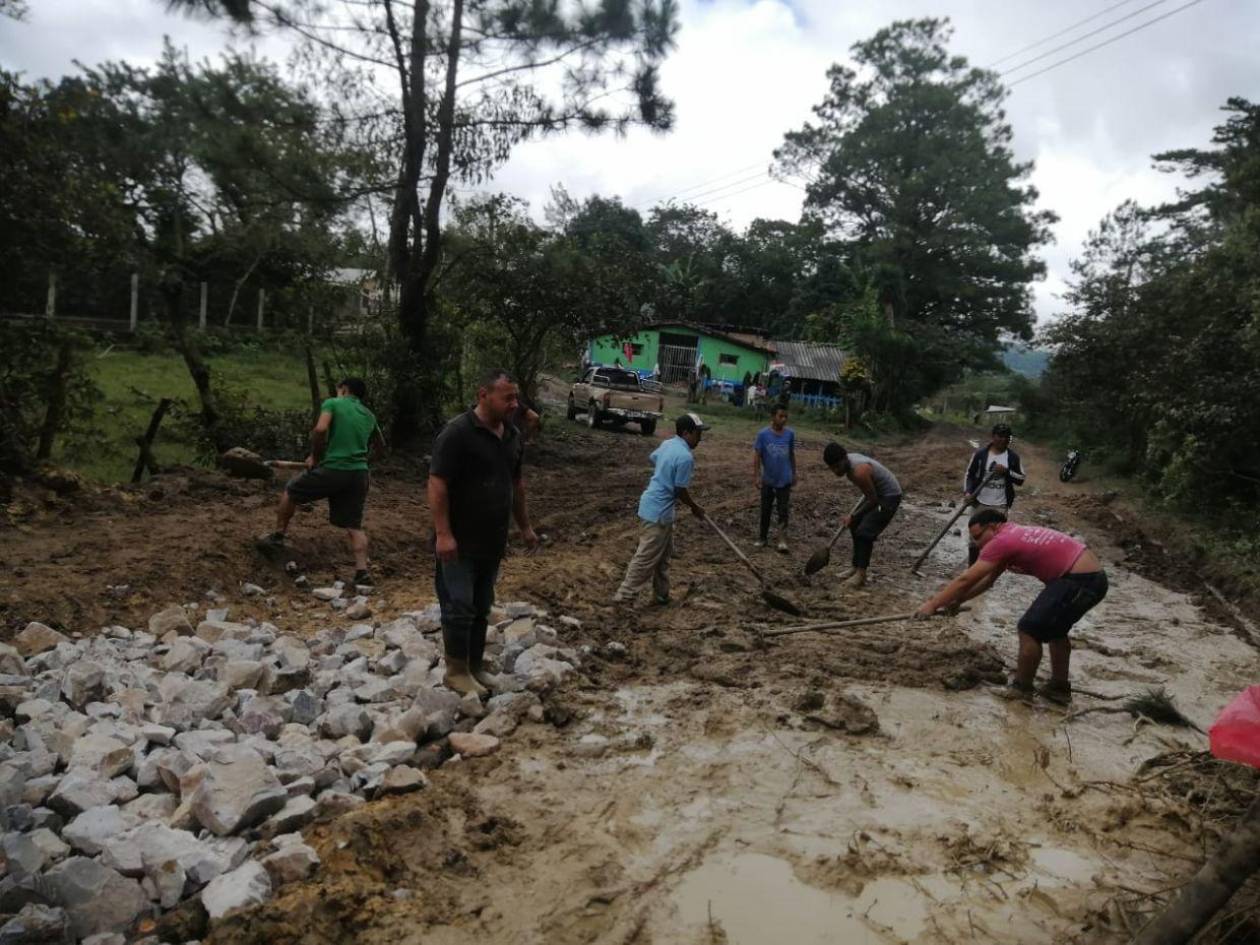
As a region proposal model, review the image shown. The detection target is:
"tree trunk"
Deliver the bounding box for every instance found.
[1134,793,1260,945]
[35,338,73,461]
[305,345,323,422]
[389,0,464,441]
[165,283,229,455]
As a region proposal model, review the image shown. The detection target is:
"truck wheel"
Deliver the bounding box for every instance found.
[641,420,656,436]
[567,398,577,421]
[587,403,601,428]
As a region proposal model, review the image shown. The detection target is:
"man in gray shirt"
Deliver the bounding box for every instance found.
[823,442,903,588]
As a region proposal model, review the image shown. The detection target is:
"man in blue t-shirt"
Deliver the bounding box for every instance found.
[753,404,796,552]
[612,413,709,606]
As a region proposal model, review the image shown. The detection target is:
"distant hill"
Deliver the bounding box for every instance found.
[1002,343,1050,378]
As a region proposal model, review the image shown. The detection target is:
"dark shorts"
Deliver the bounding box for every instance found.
[1018,570,1109,643]
[285,467,369,529]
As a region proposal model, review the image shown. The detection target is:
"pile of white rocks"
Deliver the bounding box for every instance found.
[0,599,581,944]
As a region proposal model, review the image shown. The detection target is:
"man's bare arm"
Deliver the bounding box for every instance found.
[308,411,333,464]
[428,474,456,562]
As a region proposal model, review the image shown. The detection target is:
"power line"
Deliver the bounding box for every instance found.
[635,161,768,208]
[1007,0,1209,87]
[987,0,1149,67]
[691,175,801,209]
[669,170,771,205]
[999,0,1171,77]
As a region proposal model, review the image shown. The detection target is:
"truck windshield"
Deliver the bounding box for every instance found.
[594,370,641,389]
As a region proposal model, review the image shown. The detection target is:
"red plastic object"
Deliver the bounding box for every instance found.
[1210,686,1260,769]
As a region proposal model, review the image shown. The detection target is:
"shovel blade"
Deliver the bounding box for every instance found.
[220,447,274,480]
[803,548,830,576]
[762,589,805,617]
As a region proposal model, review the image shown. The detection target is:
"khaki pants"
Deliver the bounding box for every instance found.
[614,521,674,602]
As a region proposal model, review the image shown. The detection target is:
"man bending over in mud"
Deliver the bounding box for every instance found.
[612,413,708,608]
[823,442,902,588]
[257,377,385,587]
[915,509,1109,704]
[429,370,539,698]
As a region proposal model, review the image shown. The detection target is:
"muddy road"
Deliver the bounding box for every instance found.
[4,407,1258,944]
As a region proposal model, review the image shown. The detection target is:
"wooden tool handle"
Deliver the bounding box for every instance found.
[763,607,970,638]
[703,514,766,586]
[826,495,868,550]
[909,470,1002,572]
[267,460,308,470]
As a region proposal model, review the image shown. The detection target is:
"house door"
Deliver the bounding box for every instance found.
[658,332,698,384]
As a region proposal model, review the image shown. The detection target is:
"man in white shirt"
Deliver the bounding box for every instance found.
[962,423,1026,565]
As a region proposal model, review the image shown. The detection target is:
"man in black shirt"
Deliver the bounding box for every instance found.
[428,370,540,697]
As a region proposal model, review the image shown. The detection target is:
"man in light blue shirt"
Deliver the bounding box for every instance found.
[613,413,709,606]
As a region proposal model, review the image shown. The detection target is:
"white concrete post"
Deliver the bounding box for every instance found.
[129,273,139,332]
[45,271,56,318]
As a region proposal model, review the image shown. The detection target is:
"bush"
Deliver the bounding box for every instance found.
[172,383,312,464]
[0,322,101,474]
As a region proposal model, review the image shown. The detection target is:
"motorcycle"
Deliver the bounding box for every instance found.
[1059,449,1082,482]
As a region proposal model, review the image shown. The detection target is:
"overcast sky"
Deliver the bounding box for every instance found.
[3,0,1255,327]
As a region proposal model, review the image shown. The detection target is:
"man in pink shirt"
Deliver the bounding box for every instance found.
[915,509,1108,703]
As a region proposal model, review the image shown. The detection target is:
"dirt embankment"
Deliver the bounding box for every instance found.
[6,414,1259,945]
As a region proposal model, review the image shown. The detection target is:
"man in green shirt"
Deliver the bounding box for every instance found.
[257,377,385,586]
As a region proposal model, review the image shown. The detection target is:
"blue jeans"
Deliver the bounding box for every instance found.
[435,556,500,667]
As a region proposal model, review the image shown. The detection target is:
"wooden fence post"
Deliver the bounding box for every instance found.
[199,282,208,330]
[257,289,265,331]
[45,271,56,318]
[35,339,73,460]
[131,397,173,483]
[129,273,139,333]
[307,307,313,335]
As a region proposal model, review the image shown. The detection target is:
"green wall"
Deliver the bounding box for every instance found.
[590,326,768,383]
[590,330,660,370]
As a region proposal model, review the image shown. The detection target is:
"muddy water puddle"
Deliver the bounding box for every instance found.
[672,852,941,944]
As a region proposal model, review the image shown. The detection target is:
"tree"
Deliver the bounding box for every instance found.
[168,0,679,435]
[443,195,649,403]
[775,18,1055,411]
[0,45,370,452]
[85,46,367,449]
[1040,98,1260,506]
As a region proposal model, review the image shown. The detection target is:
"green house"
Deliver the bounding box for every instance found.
[588,323,772,386]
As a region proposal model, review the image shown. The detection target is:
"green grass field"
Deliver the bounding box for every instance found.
[61,347,311,483]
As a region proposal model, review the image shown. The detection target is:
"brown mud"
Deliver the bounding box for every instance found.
[4,402,1259,944]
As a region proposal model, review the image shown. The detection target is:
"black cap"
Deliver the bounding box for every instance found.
[992,423,1012,437]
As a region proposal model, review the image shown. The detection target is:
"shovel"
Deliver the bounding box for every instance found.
[804,496,868,576]
[220,447,306,480]
[703,514,805,617]
[909,469,1002,575]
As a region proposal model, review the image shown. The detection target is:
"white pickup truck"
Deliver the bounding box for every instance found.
[567,367,664,436]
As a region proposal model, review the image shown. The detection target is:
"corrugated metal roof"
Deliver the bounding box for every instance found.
[770,341,846,382]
